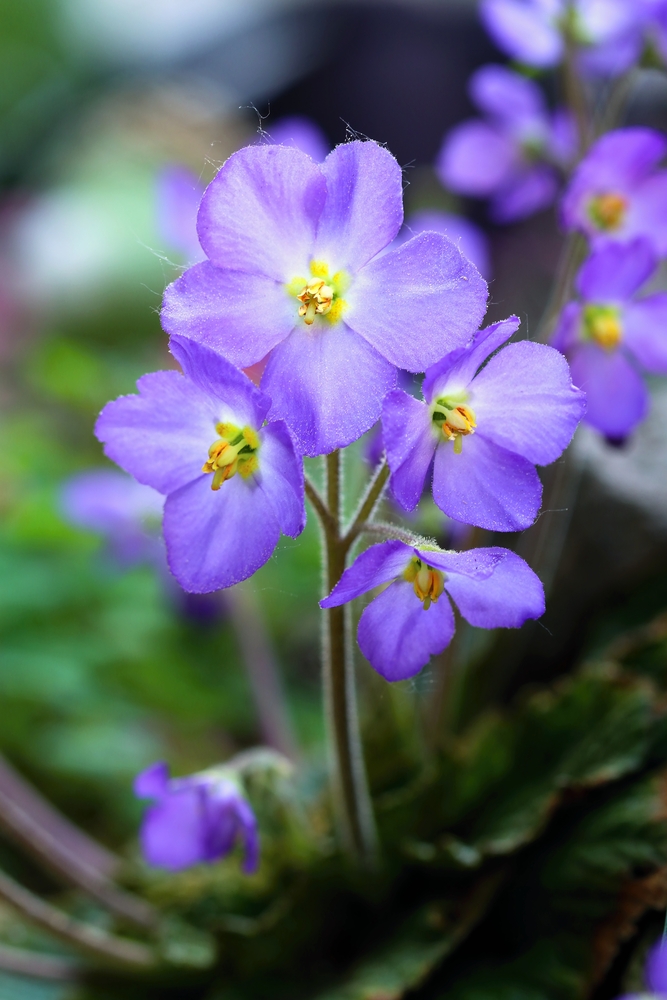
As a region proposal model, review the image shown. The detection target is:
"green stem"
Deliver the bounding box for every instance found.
[343,460,390,553]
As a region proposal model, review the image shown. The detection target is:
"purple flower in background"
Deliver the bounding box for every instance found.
[381,317,585,532]
[161,140,488,456]
[481,0,647,77]
[437,64,575,223]
[552,239,667,439]
[95,336,305,593]
[395,209,491,279]
[561,128,667,253]
[264,115,330,162]
[321,540,544,681]
[156,165,205,264]
[618,941,667,998]
[135,762,259,873]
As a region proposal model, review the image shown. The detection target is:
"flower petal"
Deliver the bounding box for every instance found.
[470,64,547,123]
[382,390,435,512]
[444,547,545,628]
[569,343,648,437]
[140,787,205,871]
[490,164,558,223]
[480,0,563,67]
[416,546,503,579]
[623,294,667,373]
[575,238,656,302]
[197,144,326,279]
[647,943,667,994]
[626,171,667,254]
[550,301,581,354]
[398,210,492,279]
[471,341,586,464]
[436,121,518,195]
[320,540,412,608]
[314,140,404,272]
[163,474,280,592]
[162,261,297,369]
[423,316,521,403]
[357,580,455,681]
[257,421,305,538]
[261,322,396,457]
[134,761,170,799]
[432,434,542,531]
[347,232,488,372]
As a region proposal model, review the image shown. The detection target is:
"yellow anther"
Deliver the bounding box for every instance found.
[432,396,476,454]
[588,192,627,232]
[202,422,260,490]
[583,305,622,351]
[289,260,349,326]
[403,557,445,610]
[297,279,335,325]
[310,259,330,279]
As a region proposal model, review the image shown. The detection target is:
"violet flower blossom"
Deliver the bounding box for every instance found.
[618,941,667,999]
[480,0,647,77]
[161,140,488,457]
[437,64,576,223]
[552,238,667,439]
[95,335,305,594]
[321,540,544,681]
[135,761,259,873]
[560,128,667,253]
[381,316,586,532]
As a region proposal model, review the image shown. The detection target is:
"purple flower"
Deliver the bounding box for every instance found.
[135,761,259,873]
[156,165,205,264]
[161,140,488,456]
[437,65,575,223]
[381,317,586,532]
[552,238,667,439]
[618,941,667,998]
[395,209,491,279]
[95,335,305,593]
[320,540,544,681]
[264,115,329,162]
[481,0,647,77]
[560,128,667,253]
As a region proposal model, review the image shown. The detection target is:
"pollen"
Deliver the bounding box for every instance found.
[289,260,349,326]
[582,304,622,350]
[432,395,477,455]
[403,557,445,610]
[202,422,260,491]
[588,192,628,232]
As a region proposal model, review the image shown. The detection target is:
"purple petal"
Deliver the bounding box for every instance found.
[550,301,582,354]
[357,580,455,681]
[436,121,517,196]
[432,434,542,532]
[381,390,435,512]
[320,540,412,608]
[161,261,296,369]
[548,109,577,167]
[398,211,492,280]
[156,165,205,263]
[569,343,648,437]
[470,64,547,124]
[134,761,170,799]
[471,342,586,464]
[60,470,163,533]
[577,29,643,78]
[444,547,545,628]
[627,172,667,255]
[163,474,280,592]
[490,164,559,223]
[314,140,403,273]
[415,546,504,579]
[623,294,667,373]
[647,943,667,993]
[257,421,305,538]
[261,322,396,457]
[140,787,205,871]
[197,144,326,280]
[480,0,563,67]
[423,316,521,403]
[347,232,488,372]
[265,116,329,162]
[576,239,656,302]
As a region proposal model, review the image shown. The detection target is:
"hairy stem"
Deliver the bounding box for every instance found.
[343,460,390,552]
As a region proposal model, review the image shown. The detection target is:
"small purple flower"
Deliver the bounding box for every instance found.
[161,140,488,456]
[560,128,667,254]
[156,165,205,264]
[481,0,647,77]
[135,761,259,873]
[618,941,667,998]
[552,238,667,439]
[320,540,544,681]
[437,65,575,223]
[264,115,329,162]
[95,336,305,593]
[381,317,586,532]
[395,209,491,279]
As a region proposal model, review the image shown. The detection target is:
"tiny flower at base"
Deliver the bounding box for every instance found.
[381,316,586,532]
[134,762,259,873]
[161,140,488,456]
[552,238,667,438]
[95,335,305,593]
[320,539,544,681]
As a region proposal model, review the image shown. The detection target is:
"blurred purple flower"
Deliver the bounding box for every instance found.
[552,238,667,439]
[560,128,667,253]
[135,761,259,873]
[437,64,576,223]
[382,316,585,532]
[264,115,329,162]
[618,941,667,998]
[481,0,647,77]
[161,140,488,456]
[396,209,491,279]
[95,336,305,594]
[321,540,544,681]
[156,165,205,264]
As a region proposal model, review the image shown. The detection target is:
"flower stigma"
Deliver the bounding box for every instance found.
[202,422,260,491]
[403,557,445,610]
[582,304,622,350]
[587,192,628,231]
[432,394,477,455]
[287,260,349,326]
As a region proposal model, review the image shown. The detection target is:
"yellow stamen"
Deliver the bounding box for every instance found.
[588,192,628,232]
[289,260,349,326]
[202,422,260,490]
[432,395,477,454]
[403,557,445,610]
[583,304,622,350]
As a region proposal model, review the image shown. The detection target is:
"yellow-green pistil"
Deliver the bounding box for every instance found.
[403,557,445,610]
[588,192,628,232]
[431,394,477,454]
[287,260,349,326]
[202,422,260,491]
[582,304,622,350]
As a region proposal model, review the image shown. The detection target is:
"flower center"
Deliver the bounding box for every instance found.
[288,260,349,326]
[403,557,445,611]
[431,394,477,455]
[202,423,260,491]
[582,304,622,350]
[588,192,627,232]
